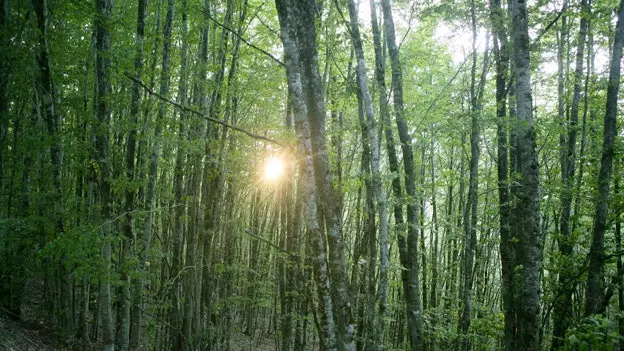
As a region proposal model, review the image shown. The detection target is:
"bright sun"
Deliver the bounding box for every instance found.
[264,157,285,181]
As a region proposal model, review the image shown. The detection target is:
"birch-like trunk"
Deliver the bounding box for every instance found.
[380,0,423,348]
[345,1,389,348]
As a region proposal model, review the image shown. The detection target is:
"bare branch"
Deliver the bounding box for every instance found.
[125,73,287,148]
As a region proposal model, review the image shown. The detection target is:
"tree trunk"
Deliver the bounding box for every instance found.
[489,0,514,346]
[32,0,73,338]
[510,0,542,348]
[615,180,624,351]
[459,4,489,347]
[125,0,146,349]
[275,1,338,348]
[551,0,589,347]
[345,1,389,348]
[380,0,423,349]
[585,0,624,317]
[94,0,115,349]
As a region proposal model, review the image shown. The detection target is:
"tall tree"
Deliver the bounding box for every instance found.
[380,0,423,348]
[345,0,389,348]
[94,0,115,349]
[551,0,590,347]
[489,0,514,348]
[509,0,542,348]
[585,0,624,317]
[125,0,147,349]
[275,1,339,349]
[459,2,489,347]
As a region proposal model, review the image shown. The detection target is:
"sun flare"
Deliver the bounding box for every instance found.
[264,157,285,181]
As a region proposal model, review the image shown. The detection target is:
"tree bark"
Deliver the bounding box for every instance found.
[94,0,115,349]
[459,4,489,347]
[380,0,423,349]
[32,0,73,337]
[345,1,389,348]
[275,1,339,348]
[585,0,624,317]
[510,0,542,348]
[125,0,146,349]
[551,0,589,347]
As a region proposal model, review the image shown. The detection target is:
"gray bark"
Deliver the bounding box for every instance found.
[345,1,389,348]
[275,1,338,348]
[585,0,624,317]
[510,0,542,348]
[380,0,423,348]
[552,0,589,347]
[459,5,489,347]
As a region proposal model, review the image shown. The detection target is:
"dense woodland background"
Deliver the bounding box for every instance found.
[0,0,624,349]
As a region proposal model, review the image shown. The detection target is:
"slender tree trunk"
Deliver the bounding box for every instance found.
[369,3,409,348]
[124,0,146,349]
[459,6,489,347]
[380,0,423,348]
[94,0,115,349]
[489,0,514,346]
[585,0,624,317]
[32,0,73,337]
[510,0,542,348]
[345,1,389,348]
[551,0,589,347]
[615,180,624,351]
[0,0,7,212]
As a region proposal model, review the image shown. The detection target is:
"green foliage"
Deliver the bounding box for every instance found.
[565,316,621,350]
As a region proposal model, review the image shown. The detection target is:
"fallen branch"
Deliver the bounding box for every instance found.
[125,73,286,148]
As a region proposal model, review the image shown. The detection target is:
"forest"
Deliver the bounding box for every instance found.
[0,0,623,349]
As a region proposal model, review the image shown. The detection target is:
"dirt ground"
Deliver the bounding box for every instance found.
[0,317,56,351]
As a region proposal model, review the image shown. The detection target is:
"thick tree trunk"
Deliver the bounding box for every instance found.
[275,1,338,348]
[94,0,115,349]
[380,0,423,349]
[510,0,542,348]
[585,0,624,317]
[294,2,355,348]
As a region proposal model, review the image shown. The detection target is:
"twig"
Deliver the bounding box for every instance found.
[201,9,284,67]
[125,73,287,148]
[531,9,564,49]
[245,228,299,258]
[540,249,624,331]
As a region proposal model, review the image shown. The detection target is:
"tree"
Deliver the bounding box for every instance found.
[585,0,624,317]
[94,0,115,349]
[380,0,424,348]
[508,0,542,348]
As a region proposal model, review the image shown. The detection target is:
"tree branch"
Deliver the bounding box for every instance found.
[201,9,284,67]
[125,73,286,148]
[245,228,299,258]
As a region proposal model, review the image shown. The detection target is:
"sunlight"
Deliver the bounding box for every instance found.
[263,156,285,181]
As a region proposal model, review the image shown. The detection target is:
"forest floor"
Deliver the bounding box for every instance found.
[0,316,57,350]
